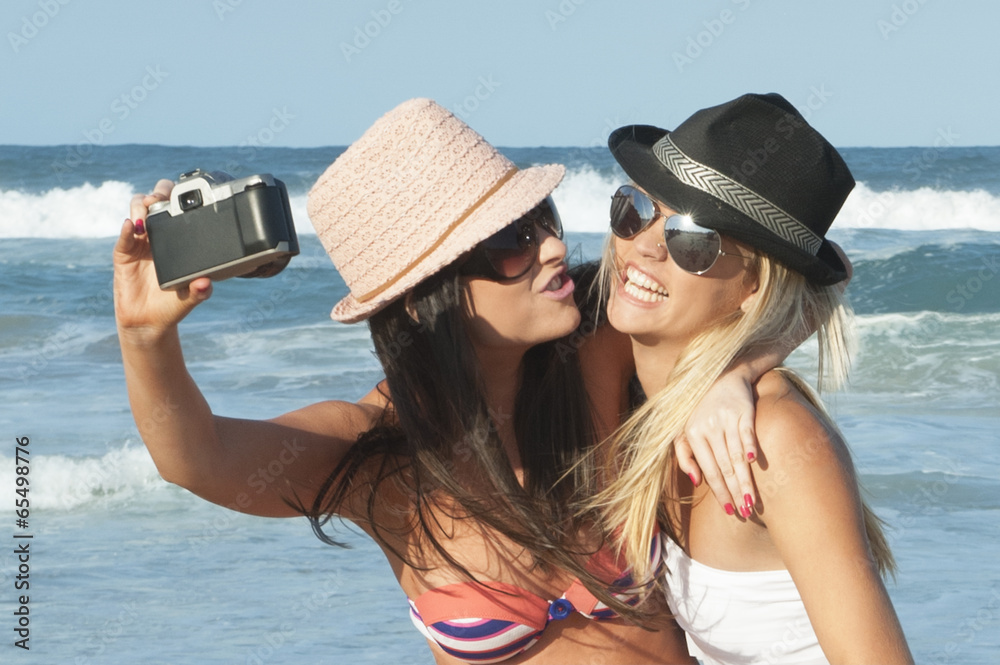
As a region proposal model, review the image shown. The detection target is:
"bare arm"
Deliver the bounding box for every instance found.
[679,241,854,517]
[753,377,912,664]
[114,182,381,517]
[578,320,763,512]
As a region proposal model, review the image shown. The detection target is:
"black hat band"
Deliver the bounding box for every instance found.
[651,135,823,256]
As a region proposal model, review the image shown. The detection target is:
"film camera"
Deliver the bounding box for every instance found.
[146,169,299,290]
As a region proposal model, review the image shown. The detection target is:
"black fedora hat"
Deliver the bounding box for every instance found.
[608,93,853,285]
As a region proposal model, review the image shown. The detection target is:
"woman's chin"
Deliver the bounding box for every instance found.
[608,294,660,337]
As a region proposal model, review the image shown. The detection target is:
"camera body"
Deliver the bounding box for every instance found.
[146,169,299,290]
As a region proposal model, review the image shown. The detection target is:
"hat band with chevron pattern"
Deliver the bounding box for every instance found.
[651,135,823,256]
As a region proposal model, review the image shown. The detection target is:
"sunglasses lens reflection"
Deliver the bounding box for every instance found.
[461,197,564,281]
[664,215,721,274]
[611,186,656,238]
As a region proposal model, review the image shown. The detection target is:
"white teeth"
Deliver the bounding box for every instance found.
[546,275,563,291]
[624,266,667,302]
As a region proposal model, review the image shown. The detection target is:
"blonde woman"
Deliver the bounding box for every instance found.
[594,94,913,664]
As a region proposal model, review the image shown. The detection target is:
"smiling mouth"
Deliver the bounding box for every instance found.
[623,266,668,302]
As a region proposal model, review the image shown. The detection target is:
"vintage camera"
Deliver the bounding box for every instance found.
[146,169,299,290]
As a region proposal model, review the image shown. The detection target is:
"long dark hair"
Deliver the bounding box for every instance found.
[300,261,605,580]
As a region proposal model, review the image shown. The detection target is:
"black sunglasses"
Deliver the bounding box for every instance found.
[610,185,747,275]
[459,197,563,281]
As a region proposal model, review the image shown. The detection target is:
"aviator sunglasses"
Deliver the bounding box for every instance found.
[460,197,564,281]
[610,185,747,275]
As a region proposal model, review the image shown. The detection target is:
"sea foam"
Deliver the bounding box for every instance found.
[0,181,311,239]
[4,170,1000,238]
[556,170,1000,233]
[0,445,165,511]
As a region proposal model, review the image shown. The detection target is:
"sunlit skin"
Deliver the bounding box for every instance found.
[460,227,581,479]
[116,179,794,664]
[463,227,581,352]
[606,188,914,664]
[606,191,757,396]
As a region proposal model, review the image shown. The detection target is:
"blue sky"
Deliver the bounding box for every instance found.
[2,0,995,148]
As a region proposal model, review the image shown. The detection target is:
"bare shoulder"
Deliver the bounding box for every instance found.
[751,371,856,503]
[751,372,912,664]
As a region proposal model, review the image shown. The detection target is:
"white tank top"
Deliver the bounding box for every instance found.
[661,536,829,665]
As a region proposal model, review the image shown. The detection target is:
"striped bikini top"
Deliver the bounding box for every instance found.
[407,531,662,663]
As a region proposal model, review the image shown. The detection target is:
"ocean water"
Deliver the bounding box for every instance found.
[1,144,998,664]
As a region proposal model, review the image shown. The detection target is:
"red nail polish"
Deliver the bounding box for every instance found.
[688,472,698,486]
[724,503,735,516]
[739,505,751,518]
[134,219,145,235]
[744,493,754,508]
[747,451,756,462]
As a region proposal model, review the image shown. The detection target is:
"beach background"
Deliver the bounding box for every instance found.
[2,144,999,664]
[3,1,1000,663]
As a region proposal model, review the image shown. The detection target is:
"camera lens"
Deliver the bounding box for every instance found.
[179,189,203,211]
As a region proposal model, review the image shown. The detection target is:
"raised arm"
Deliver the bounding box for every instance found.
[114,181,381,517]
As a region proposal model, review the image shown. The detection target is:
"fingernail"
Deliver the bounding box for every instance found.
[724,503,735,516]
[134,219,145,235]
[739,505,751,518]
[744,493,754,509]
[688,472,698,486]
[747,451,756,462]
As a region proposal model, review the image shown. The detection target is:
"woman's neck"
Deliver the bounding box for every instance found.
[630,335,684,397]
[475,343,527,477]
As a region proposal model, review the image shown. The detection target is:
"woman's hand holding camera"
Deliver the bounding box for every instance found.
[113,179,214,344]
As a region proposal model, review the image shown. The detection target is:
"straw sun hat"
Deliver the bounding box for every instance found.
[308,98,565,323]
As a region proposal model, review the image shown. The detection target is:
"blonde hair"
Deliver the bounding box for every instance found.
[590,240,895,583]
